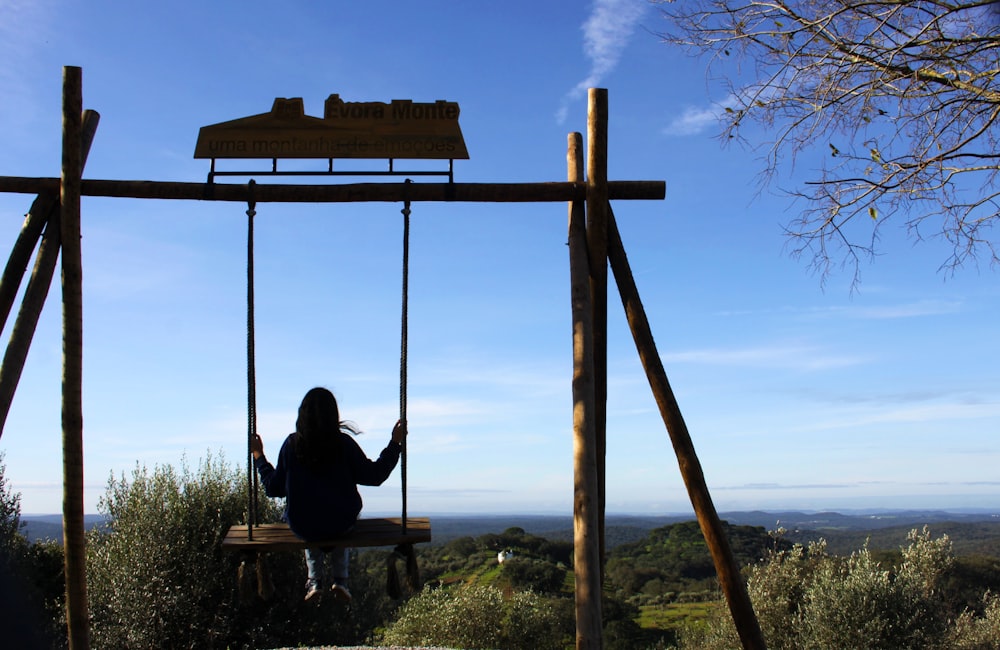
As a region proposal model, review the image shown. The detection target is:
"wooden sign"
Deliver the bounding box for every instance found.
[194,95,468,160]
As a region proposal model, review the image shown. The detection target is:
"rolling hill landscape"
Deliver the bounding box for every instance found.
[21,509,1000,554]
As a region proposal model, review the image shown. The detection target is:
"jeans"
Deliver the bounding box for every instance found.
[304,547,349,588]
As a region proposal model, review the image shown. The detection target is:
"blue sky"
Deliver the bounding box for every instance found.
[0,0,997,517]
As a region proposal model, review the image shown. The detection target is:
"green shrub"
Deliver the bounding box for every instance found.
[87,453,253,648]
[502,556,567,594]
[86,452,400,648]
[0,454,23,556]
[22,537,66,644]
[0,454,67,647]
[678,527,991,650]
[948,592,1000,650]
[799,544,942,649]
[381,583,564,649]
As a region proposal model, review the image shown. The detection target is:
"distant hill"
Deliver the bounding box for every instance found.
[425,514,687,546]
[724,509,1000,531]
[422,510,1000,550]
[19,515,107,543]
[784,519,1000,557]
[18,510,1000,554]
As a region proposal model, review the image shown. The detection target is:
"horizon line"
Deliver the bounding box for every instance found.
[20,506,1000,519]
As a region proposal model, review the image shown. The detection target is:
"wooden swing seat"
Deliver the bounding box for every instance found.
[221,517,431,552]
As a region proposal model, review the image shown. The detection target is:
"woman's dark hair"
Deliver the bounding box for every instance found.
[293,387,359,470]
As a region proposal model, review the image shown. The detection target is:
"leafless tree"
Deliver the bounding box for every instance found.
[658,1,1000,287]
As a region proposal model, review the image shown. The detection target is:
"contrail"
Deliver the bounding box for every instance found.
[557,0,646,123]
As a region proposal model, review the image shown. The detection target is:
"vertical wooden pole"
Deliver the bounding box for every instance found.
[586,87,608,582]
[61,65,89,650]
[0,110,100,437]
[606,207,766,650]
[568,132,603,650]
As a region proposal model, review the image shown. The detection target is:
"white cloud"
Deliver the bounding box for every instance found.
[715,482,857,491]
[851,300,963,320]
[843,401,1000,427]
[663,344,865,371]
[663,105,720,136]
[663,92,743,136]
[722,300,964,322]
[800,300,963,320]
[557,0,647,123]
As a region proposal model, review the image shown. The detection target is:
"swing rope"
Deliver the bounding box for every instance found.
[234,179,424,597]
[400,180,411,534]
[246,180,258,540]
[388,180,420,597]
[242,178,414,541]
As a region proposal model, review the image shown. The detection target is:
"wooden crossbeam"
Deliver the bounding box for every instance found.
[221,517,431,551]
[0,177,664,203]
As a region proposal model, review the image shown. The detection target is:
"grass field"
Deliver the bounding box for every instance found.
[638,601,720,633]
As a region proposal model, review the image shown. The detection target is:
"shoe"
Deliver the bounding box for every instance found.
[304,582,323,603]
[330,583,352,604]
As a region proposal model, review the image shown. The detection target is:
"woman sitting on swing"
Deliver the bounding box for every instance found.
[251,386,406,603]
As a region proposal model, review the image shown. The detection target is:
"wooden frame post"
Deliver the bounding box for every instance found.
[606,206,766,650]
[586,89,609,578]
[0,110,99,436]
[0,204,53,330]
[569,132,603,649]
[60,65,89,650]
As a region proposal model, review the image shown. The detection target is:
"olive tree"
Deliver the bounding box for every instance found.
[658,1,1000,286]
[86,454,256,648]
[380,583,566,650]
[86,452,397,649]
[0,453,23,559]
[678,527,1000,650]
[0,454,63,648]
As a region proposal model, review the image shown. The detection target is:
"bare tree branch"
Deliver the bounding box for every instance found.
[658,0,1000,288]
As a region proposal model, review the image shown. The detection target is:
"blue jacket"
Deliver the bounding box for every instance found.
[254,432,401,540]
